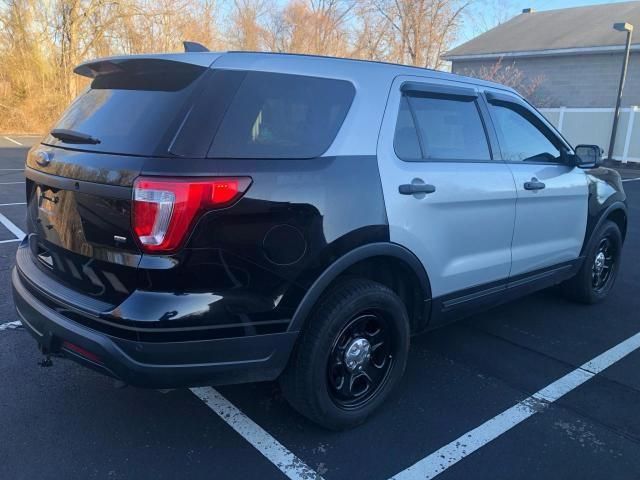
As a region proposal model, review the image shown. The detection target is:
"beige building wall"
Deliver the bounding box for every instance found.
[452,52,640,108]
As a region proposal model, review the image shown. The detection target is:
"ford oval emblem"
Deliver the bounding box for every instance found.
[36,151,51,167]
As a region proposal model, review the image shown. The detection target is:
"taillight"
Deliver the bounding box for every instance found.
[132,177,251,254]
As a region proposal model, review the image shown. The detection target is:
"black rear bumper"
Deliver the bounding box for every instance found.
[12,267,297,388]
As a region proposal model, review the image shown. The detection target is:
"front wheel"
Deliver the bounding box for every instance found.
[561,220,622,304]
[279,278,410,430]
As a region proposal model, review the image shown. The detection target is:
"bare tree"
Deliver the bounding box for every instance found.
[0,0,469,133]
[350,0,393,61]
[360,0,470,69]
[461,0,517,41]
[264,0,353,56]
[55,0,133,99]
[227,0,268,50]
[460,57,548,105]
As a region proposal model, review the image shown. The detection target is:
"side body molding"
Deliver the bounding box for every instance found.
[288,242,432,332]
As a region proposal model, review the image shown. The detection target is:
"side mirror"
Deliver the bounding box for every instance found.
[574,145,603,168]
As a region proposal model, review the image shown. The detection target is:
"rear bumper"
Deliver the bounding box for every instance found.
[12,267,297,388]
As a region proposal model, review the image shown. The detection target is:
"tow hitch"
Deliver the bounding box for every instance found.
[38,333,55,367]
[38,355,53,367]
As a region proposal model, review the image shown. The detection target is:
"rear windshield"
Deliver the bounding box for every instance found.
[45,59,207,156]
[207,71,355,159]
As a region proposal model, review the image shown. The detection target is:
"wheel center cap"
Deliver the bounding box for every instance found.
[594,252,606,274]
[344,338,371,371]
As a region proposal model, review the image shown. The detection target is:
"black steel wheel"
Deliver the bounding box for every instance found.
[279,278,410,430]
[562,220,622,304]
[327,312,394,410]
[591,236,617,293]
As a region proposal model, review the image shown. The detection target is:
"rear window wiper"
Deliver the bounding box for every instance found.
[50,129,101,145]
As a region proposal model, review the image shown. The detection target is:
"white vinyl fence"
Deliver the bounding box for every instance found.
[539,106,640,163]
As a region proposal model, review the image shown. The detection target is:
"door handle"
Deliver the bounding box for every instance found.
[524,179,546,191]
[399,183,436,195]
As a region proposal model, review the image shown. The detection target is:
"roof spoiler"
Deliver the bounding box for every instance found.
[74,60,125,78]
[73,52,218,79]
[183,41,209,53]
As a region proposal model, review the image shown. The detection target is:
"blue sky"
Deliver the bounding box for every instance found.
[502,0,633,9]
[458,0,635,44]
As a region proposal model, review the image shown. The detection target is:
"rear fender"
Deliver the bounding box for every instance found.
[288,242,431,333]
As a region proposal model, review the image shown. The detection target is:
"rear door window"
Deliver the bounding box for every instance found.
[394,97,422,160]
[207,71,355,159]
[394,92,491,161]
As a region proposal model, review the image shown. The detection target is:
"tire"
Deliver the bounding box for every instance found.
[279,278,410,430]
[561,220,622,304]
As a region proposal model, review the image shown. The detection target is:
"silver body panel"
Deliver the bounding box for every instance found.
[379,76,589,298]
[378,76,518,297]
[481,88,589,277]
[507,163,588,276]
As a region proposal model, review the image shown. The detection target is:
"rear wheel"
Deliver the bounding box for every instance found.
[279,278,410,430]
[561,220,622,304]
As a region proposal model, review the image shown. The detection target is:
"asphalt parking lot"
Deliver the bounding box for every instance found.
[1,134,640,479]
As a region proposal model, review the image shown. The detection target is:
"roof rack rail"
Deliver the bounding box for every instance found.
[183,41,209,53]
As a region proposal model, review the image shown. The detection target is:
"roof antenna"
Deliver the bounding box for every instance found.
[183,41,209,53]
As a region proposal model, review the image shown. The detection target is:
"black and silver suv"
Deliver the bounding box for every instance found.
[12,50,627,430]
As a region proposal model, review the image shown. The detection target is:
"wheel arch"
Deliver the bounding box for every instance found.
[607,207,628,242]
[581,201,628,256]
[288,243,432,334]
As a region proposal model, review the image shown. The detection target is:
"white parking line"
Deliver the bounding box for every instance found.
[0,169,24,171]
[0,202,26,206]
[3,136,22,146]
[389,331,640,480]
[0,182,25,185]
[0,238,21,244]
[0,320,22,331]
[0,212,25,239]
[191,387,323,480]
[622,177,640,183]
